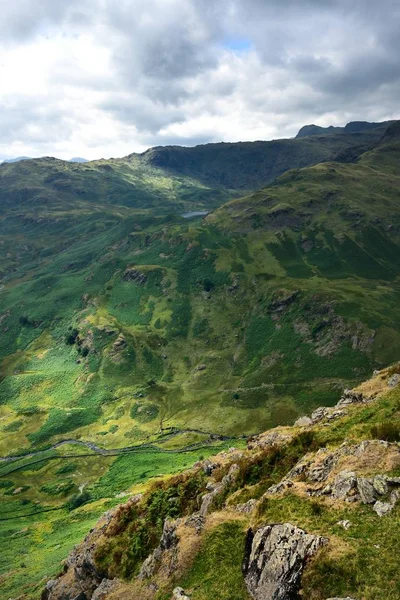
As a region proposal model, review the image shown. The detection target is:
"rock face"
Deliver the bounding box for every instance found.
[123,267,147,283]
[199,463,239,517]
[139,519,178,579]
[242,523,327,600]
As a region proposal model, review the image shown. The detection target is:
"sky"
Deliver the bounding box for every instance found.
[0,0,400,161]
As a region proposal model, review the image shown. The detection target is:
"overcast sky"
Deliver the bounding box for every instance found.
[0,0,399,160]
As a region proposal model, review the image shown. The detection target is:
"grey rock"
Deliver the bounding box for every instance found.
[91,579,119,600]
[184,514,205,533]
[266,480,294,495]
[337,520,351,530]
[336,389,364,408]
[390,488,400,505]
[386,476,400,485]
[173,587,191,600]
[373,501,393,517]
[326,409,347,421]
[332,471,357,499]
[294,416,313,427]
[199,463,239,516]
[308,454,336,482]
[236,499,258,513]
[311,407,329,423]
[373,475,389,496]
[243,523,327,600]
[123,267,147,283]
[388,373,400,387]
[138,519,178,579]
[202,460,218,476]
[357,477,377,504]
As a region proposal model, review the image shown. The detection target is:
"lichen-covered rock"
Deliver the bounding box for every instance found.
[373,501,393,517]
[332,471,357,500]
[337,520,351,530]
[357,477,377,504]
[373,475,389,495]
[242,523,327,600]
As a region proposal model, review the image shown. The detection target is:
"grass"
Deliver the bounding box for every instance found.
[1,123,400,597]
[178,521,250,600]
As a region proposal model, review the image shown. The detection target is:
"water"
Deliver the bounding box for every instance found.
[182,211,209,219]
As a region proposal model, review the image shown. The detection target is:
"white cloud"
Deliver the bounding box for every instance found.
[0,0,399,160]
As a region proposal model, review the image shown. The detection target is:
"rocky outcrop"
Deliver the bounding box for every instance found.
[199,463,239,517]
[123,267,147,283]
[40,499,143,600]
[388,373,400,387]
[336,389,365,408]
[242,523,327,600]
[139,519,179,579]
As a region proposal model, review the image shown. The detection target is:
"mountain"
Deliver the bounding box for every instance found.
[69,157,89,163]
[1,155,32,163]
[1,120,400,598]
[296,119,392,138]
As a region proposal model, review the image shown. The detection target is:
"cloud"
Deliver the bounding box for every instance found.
[0,0,399,160]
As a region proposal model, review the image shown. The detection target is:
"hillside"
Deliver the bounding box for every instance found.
[1,121,400,598]
[30,365,400,599]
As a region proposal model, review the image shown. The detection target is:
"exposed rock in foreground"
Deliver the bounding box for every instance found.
[242,523,327,600]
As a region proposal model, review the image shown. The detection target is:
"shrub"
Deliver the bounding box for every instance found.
[67,490,91,511]
[65,328,79,345]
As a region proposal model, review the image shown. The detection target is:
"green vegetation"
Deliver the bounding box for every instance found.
[1,121,400,598]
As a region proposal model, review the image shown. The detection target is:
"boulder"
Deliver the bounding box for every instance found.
[387,373,400,388]
[173,587,191,600]
[373,501,393,517]
[357,477,377,504]
[294,416,313,427]
[332,471,357,500]
[311,407,329,423]
[242,523,327,600]
[373,475,389,496]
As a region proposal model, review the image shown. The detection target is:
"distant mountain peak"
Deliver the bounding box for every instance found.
[296,120,392,139]
[69,157,89,163]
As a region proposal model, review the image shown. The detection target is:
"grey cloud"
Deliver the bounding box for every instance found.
[1,0,400,156]
[0,0,89,42]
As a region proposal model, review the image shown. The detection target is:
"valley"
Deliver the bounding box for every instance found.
[1,120,400,598]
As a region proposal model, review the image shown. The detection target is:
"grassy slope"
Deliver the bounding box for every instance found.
[82,367,400,600]
[1,123,400,597]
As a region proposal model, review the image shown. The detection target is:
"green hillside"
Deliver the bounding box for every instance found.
[1,121,400,598]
